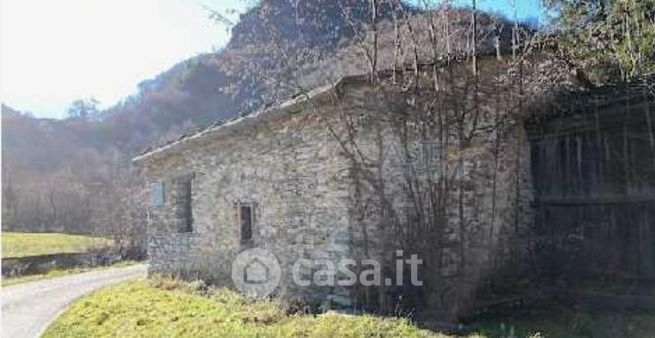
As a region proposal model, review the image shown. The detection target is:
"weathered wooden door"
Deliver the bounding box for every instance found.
[528,94,655,286]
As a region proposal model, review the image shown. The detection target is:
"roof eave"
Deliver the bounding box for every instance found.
[131,81,341,164]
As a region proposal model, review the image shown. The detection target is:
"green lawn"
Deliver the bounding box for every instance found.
[44,278,469,338]
[2,231,113,258]
[1,261,139,286]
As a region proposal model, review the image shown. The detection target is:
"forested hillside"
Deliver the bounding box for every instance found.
[1,1,519,241]
[4,0,650,249]
[0,2,332,239]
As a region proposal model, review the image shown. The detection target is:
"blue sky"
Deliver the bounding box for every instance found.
[451,0,546,23]
[0,0,543,119]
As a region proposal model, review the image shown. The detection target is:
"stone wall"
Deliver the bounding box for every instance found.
[2,251,123,277]
[332,64,533,318]
[139,96,356,304]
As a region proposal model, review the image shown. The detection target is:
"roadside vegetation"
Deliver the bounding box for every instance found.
[43,276,655,337]
[1,260,139,286]
[2,231,113,258]
[44,277,471,338]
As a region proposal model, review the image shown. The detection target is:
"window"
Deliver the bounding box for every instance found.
[150,182,164,207]
[173,173,194,233]
[180,178,193,232]
[236,202,256,244]
[240,205,252,241]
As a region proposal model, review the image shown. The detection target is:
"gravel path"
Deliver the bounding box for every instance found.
[2,264,147,338]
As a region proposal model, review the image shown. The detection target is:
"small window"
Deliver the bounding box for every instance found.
[180,178,193,232]
[150,182,164,207]
[172,174,194,233]
[240,206,252,241]
[236,202,256,244]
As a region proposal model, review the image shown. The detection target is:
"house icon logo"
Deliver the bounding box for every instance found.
[231,248,281,297]
[243,257,270,284]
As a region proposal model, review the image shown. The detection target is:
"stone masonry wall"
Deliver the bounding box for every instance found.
[140,97,357,304]
[333,67,533,318]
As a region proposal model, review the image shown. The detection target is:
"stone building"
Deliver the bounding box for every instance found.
[132,58,531,317]
[133,58,653,318]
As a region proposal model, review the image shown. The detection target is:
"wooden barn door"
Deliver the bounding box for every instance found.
[529,98,655,287]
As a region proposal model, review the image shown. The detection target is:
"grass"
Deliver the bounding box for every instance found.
[44,277,467,338]
[474,307,655,338]
[2,231,113,258]
[1,261,139,287]
[42,276,655,338]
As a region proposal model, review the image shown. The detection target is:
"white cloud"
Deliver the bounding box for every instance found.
[0,0,246,118]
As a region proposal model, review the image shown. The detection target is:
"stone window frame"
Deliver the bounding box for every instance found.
[149,181,165,207]
[234,201,257,245]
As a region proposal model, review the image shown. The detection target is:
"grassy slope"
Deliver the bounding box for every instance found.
[43,279,460,338]
[44,276,653,337]
[2,231,113,258]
